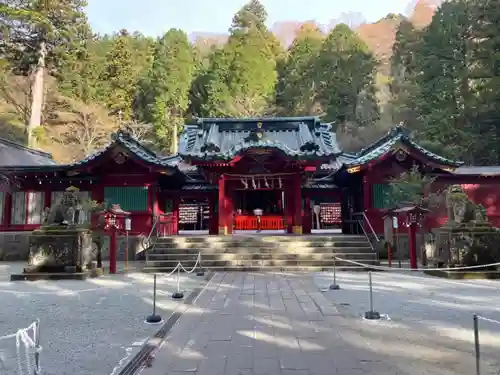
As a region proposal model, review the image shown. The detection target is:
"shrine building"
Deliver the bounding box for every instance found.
[0,116,499,260]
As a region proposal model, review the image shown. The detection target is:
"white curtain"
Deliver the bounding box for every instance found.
[77,191,90,224]
[51,191,65,207]
[11,192,26,225]
[27,192,44,224]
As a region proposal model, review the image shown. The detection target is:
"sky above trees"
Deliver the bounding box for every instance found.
[86,0,410,36]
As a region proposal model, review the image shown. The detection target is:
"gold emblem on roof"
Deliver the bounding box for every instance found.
[257,122,263,129]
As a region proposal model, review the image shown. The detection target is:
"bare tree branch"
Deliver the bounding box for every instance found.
[63,102,107,156]
[0,65,32,125]
[120,120,154,144]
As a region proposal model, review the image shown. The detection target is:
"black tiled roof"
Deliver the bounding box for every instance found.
[347,125,463,167]
[179,117,342,161]
[0,137,56,167]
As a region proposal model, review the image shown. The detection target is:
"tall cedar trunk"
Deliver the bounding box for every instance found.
[27,41,47,147]
[171,122,178,154]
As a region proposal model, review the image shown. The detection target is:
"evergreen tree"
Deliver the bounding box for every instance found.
[101,30,135,120]
[202,0,279,117]
[142,29,195,152]
[0,0,89,144]
[58,34,100,104]
[390,20,421,129]
[414,0,475,161]
[275,24,324,116]
[471,0,500,164]
[316,24,379,126]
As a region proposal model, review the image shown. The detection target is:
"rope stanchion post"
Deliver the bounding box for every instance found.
[473,314,481,375]
[146,274,162,324]
[196,253,205,277]
[34,319,41,375]
[364,271,381,320]
[329,256,340,290]
[172,263,184,299]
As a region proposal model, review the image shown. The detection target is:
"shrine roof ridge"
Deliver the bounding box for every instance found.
[180,116,340,160]
[346,124,463,168]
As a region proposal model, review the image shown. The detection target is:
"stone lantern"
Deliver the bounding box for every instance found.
[99,204,131,274]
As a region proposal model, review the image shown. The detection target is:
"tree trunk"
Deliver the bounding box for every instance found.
[27,41,47,148]
[171,122,178,154]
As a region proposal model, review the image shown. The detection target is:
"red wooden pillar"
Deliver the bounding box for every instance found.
[209,194,218,235]
[408,223,418,269]
[172,195,180,235]
[284,183,293,234]
[362,174,370,212]
[303,196,312,234]
[218,175,227,235]
[292,173,302,234]
[2,193,11,227]
[225,190,233,234]
[44,190,51,209]
[109,226,117,274]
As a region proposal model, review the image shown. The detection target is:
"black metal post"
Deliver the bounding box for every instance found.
[364,271,380,320]
[329,255,340,290]
[152,274,157,316]
[146,274,162,323]
[474,314,480,375]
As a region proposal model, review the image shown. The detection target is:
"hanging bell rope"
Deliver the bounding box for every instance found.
[264,177,269,188]
[241,178,248,189]
[251,176,257,190]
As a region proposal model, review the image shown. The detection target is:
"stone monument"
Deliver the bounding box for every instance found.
[11,186,98,281]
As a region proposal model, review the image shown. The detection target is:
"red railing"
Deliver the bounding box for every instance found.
[157,213,176,237]
[234,215,285,230]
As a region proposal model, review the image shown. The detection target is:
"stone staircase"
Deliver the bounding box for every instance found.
[143,234,378,272]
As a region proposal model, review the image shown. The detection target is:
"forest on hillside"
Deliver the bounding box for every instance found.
[0,0,499,165]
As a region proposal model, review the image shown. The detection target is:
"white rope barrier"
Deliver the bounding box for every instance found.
[473,314,500,375]
[0,320,41,375]
[179,253,202,274]
[475,315,500,326]
[163,262,181,277]
[334,256,500,272]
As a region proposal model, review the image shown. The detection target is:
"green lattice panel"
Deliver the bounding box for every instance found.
[104,186,148,212]
[373,184,392,209]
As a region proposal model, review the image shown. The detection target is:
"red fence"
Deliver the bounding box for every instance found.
[234,215,285,230]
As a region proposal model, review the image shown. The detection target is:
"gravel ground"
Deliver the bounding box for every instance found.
[314,270,500,375]
[0,262,208,375]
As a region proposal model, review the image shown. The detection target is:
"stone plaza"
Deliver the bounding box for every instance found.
[0,262,207,375]
[1,266,500,375]
[141,271,500,375]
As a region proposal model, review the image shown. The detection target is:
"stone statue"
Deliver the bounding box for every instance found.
[46,186,83,226]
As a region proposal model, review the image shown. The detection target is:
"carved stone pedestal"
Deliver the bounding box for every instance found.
[10,226,98,281]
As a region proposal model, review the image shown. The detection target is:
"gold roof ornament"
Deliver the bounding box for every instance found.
[66,186,80,192]
[257,122,263,129]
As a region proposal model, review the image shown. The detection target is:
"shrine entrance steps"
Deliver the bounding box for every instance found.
[143,234,378,272]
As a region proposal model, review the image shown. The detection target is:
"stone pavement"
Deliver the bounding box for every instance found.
[141,272,405,375]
